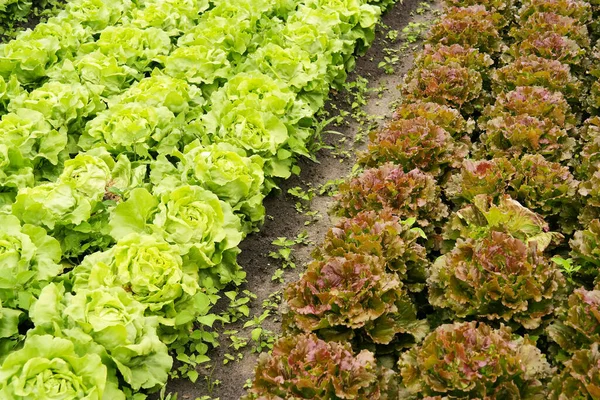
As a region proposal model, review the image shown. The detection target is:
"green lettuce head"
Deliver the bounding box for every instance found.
[109,186,245,288]
[79,103,184,158]
[0,108,67,166]
[92,26,172,72]
[108,73,204,115]
[180,142,265,231]
[72,233,200,324]
[0,214,62,312]
[153,185,243,268]
[48,51,141,97]
[0,302,22,360]
[8,81,105,132]
[201,71,312,178]
[58,151,112,201]
[0,334,124,400]
[31,283,172,391]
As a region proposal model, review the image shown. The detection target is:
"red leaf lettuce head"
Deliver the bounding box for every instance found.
[445,158,515,205]
[508,154,580,233]
[392,101,473,139]
[508,31,586,65]
[576,117,600,181]
[549,344,600,400]
[398,321,554,398]
[402,63,485,113]
[547,288,600,353]
[443,0,514,13]
[242,333,397,400]
[511,12,591,48]
[313,210,429,291]
[428,231,565,329]
[358,117,470,177]
[428,6,505,54]
[569,220,600,285]
[476,113,575,162]
[442,194,562,253]
[334,163,449,233]
[284,253,428,345]
[481,86,576,130]
[518,0,592,24]
[416,44,495,75]
[492,55,583,102]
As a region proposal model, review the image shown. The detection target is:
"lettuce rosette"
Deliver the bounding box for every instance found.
[0,334,125,399]
[150,141,266,233]
[199,71,313,179]
[79,102,185,158]
[30,283,172,391]
[12,149,147,258]
[71,233,207,334]
[0,302,22,361]
[0,214,62,313]
[128,0,210,36]
[8,81,105,133]
[109,185,244,288]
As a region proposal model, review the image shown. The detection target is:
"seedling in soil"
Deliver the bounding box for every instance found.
[271,268,284,282]
[402,22,428,43]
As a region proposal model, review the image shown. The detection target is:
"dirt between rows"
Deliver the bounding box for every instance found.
[164,0,441,398]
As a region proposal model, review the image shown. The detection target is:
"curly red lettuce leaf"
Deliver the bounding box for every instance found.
[508,32,586,65]
[313,210,429,291]
[548,288,600,354]
[398,322,554,398]
[480,86,576,130]
[402,63,486,113]
[445,158,515,205]
[334,164,449,234]
[428,232,565,329]
[569,220,600,285]
[476,114,575,162]
[492,55,583,102]
[428,6,505,53]
[511,12,591,48]
[442,194,562,253]
[518,0,592,24]
[508,154,580,233]
[242,333,397,400]
[392,101,473,139]
[358,117,470,177]
[285,254,428,345]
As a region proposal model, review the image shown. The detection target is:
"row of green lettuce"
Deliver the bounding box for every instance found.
[242,0,600,398]
[0,0,401,398]
[0,0,62,38]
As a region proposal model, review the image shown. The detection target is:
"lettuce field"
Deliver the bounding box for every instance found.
[0,0,599,398]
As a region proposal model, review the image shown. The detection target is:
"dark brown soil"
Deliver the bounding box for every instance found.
[162,1,441,399]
